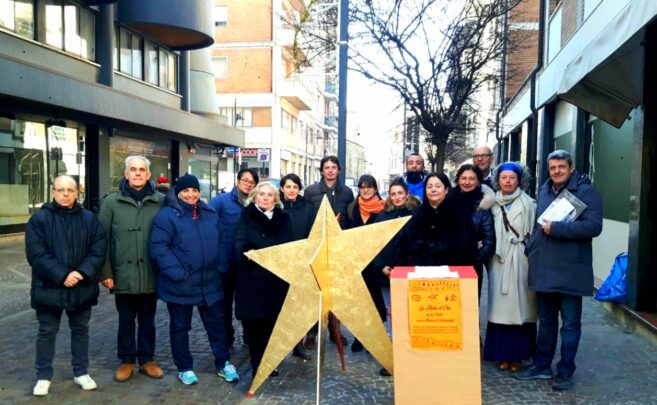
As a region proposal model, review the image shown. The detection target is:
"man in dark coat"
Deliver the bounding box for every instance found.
[99,155,164,382]
[208,168,259,348]
[26,175,106,396]
[303,155,354,228]
[472,145,495,188]
[516,150,603,391]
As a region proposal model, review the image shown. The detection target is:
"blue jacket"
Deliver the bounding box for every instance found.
[403,172,427,201]
[150,191,224,306]
[525,172,603,296]
[209,187,244,267]
[26,201,106,311]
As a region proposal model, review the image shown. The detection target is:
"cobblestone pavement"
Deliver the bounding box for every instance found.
[1,236,657,404]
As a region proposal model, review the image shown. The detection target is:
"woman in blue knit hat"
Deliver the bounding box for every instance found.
[150,174,239,385]
[483,162,537,373]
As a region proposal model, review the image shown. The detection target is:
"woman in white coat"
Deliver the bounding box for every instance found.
[483,162,537,373]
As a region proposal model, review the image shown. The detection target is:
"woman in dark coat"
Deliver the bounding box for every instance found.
[234,182,293,377]
[279,173,314,360]
[150,174,238,385]
[344,174,386,353]
[452,164,496,299]
[403,173,478,267]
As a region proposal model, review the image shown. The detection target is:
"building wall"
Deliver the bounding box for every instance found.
[561,0,579,46]
[506,29,538,100]
[214,0,272,42]
[213,48,273,93]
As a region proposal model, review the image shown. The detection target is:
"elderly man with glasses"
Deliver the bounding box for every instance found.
[26,175,106,396]
[209,168,260,350]
[472,146,495,188]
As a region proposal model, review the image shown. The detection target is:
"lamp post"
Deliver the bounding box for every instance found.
[337,0,349,186]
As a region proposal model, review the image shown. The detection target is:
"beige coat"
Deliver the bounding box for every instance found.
[487,197,537,325]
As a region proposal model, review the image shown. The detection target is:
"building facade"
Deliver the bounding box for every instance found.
[498,0,657,312]
[212,0,337,185]
[0,0,244,234]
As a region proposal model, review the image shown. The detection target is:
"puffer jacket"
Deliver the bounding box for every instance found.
[99,178,164,294]
[525,171,603,296]
[149,191,224,306]
[26,201,106,311]
[208,187,245,267]
[304,179,354,228]
[234,203,292,321]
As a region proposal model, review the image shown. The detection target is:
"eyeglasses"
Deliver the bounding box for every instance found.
[240,179,256,185]
[472,153,492,159]
[53,188,77,194]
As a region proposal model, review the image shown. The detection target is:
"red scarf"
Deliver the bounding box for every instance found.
[358,196,384,223]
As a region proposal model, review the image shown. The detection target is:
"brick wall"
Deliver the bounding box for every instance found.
[505,0,540,101]
[560,0,579,47]
[213,48,272,93]
[510,0,540,22]
[214,0,272,43]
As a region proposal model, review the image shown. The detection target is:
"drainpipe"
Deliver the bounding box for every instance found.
[527,0,546,197]
[495,0,510,163]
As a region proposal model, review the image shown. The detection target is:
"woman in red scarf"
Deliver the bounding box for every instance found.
[344,174,386,353]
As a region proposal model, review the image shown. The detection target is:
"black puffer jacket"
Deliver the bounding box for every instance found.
[26,201,106,311]
[234,203,293,320]
[304,179,354,228]
[282,195,314,241]
[402,193,478,267]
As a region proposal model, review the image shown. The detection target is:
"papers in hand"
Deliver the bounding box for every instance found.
[408,266,459,279]
[537,189,587,225]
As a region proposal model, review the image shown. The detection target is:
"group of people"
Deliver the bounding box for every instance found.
[25,145,602,397]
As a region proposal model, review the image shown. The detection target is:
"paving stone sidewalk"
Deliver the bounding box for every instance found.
[1,236,657,404]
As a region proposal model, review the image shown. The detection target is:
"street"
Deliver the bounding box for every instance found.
[1,236,656,404]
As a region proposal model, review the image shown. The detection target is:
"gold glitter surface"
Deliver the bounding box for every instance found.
[245,196,409,395]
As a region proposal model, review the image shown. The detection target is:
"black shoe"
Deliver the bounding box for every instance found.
[514,365,553,380]
[351,338,364,352]
[304,334,316,349]
[379,367,392,377]
[270,368,280,377]
[552,375,574,391]
[293,343,311,360]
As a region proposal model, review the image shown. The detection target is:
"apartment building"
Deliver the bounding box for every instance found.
[499,0,657,313]
[212,0,337,185]
[0,0,244,235]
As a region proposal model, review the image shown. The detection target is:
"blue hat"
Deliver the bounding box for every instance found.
[175,174,200,194]
[497,162,523,179]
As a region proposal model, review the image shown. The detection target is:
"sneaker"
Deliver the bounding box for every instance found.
[178,370,198,385]
[552,375,574,391]
[351,338,364,352]
[73,374,97,390]
[217,361,239,382]
[33,380,51,396]
[293,343,311,360]
[514,365,553,380]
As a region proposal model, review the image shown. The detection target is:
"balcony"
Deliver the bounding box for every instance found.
[278,78,314,110]
[324,116,338,128]
[325,83,338,100]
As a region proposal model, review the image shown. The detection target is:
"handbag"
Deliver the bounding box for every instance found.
[594,252,628,303]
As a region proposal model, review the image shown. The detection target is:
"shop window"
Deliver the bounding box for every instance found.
[0,0,34,38]
[108,136,169,192]
[45,0,96,60]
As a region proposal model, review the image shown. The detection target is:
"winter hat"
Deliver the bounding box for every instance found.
[175,174,200,194]
[157,176,169,184]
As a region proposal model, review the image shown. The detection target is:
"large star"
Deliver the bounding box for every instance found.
[244,196,410,396]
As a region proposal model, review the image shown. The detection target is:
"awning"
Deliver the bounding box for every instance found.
[557,0,657,128]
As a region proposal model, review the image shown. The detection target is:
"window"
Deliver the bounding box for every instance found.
[214,5,227,27]
[115,26,177,92]
[45,0,96,60]
[0,0,34,38]
[213,57,227,79]
[219,107,253,127]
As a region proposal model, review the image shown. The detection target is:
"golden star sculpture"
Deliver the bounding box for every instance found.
[244,196,410,396]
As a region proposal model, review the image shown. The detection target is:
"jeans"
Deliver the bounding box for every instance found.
[534,292,583,378]
[167,300,229,372]
[115,293,157,365]
[380,286,391,337]
[35,307,92,380]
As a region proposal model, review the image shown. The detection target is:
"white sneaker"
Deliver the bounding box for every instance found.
[33,380,51,396]
[73,374,97,390]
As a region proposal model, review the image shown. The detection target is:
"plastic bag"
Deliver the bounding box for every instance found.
[594,253,628,303]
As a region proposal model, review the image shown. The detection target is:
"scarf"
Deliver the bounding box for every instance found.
[493,188,535,261]
[256,204,274,219]
[358,196,384,224]
[454,186,482,211]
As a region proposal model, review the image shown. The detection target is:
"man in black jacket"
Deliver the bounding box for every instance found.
[25,175,106,396]
[303,155,354,228]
